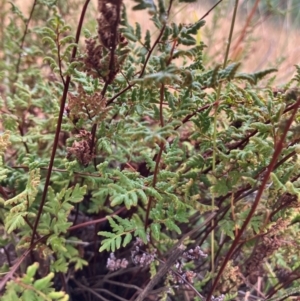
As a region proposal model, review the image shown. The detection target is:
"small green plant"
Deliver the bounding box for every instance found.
[1,0,300,300]
[1,263,68,301]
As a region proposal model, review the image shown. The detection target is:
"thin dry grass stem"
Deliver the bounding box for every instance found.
[231,0,261,60]
[72,278,116,301]
[103,279,143,292]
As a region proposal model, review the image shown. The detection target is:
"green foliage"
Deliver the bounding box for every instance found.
[98,215,146,252]
[0,263,68,301]
[4,169,40,233]
[1,0,300,300]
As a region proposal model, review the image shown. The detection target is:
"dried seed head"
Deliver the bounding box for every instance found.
[67,85,110,123]
[211,295,225,301]
[66,130,94,166]
[106,253,129,271]
[182,246,207,261]
[185,270,197,283]
[97,0,122,50]
[131,237,156,266]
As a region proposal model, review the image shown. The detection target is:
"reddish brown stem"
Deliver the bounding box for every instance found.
[30,0,91,247]
[207,97,300,300]
[144,143,164,230]
[0,235,49,292]
[68,206,125,231]
[231,0,261,59]
[14,0,38,81]
[199,0,224,21]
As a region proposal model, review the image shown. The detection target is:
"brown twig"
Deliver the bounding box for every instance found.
[14,0,38,81]
[137,214,216,301]
[144,82,167,228]
[178,100,220,128]
[231,0,261,60]
[103,279,142,292]
[135,245,184,301]
[199,0,224,21]
[30,0,91,247]
[73,279,112,301]
[207,97,300,300]
[0,235,49,292]
[68,206,125,231]
[144,143,164,229]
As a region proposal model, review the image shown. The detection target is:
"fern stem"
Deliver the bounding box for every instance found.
[14,0,38,82]
[69,207,125,231]
[143,0,175,230]
[210,0,239,288]
[199,0,224,21]
[208,95,300,301]
[108,1,173,106]
[0,235,50,291]
[144,86,166,229]
[231,0,260,59]
[12,0,38,154]
[159,84,165,127]
[30,0,91,247]
[222,2,239,70]
[54,25,66,86]
[139,23,167,79]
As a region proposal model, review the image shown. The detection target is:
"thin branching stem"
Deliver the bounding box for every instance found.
[30,0,91,247]
[108,0,174,107]
[103,279,142,292]
[203,101,298,175]
[231,0,261,59]
[178,100,219,128]
[68,207,125,231]
[159,84,165,128]
[143,0,175,230]
[90,0,123,170]
[101,4,121,96]
[144,143,164,229]
[139,23,168,79]
[55,25,66,86]
[266,269,300,300]
[73,279,112,301]
[14,0,38,81]
[208,96,300,300]
[0,235,49,291]
[107,0,221,107]
[199,0,224,21]
[210,0,240,275]
[145,84,166,228]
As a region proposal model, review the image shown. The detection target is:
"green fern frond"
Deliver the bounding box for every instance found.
[219,62,241,81]
[98,216,138,252]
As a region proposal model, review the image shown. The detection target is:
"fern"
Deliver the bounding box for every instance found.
[1,1,300,300]
[0,263,69,301]
[98,215,146,252]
